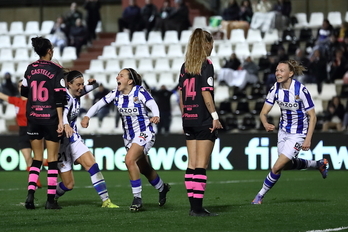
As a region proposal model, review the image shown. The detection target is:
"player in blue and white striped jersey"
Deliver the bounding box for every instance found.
[56,70,119,208]
[81,68,170,212]
[251,60,329,205]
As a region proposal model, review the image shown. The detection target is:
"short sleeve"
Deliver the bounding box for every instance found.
[201,60,214,91]
[265,83,277,105]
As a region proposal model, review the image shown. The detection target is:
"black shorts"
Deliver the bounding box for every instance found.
[18,126,31,150]
[27,122,60,142]
[183,125,218,141]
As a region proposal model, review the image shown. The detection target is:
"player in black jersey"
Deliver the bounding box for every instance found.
[178,28,223,217]
[21,37,66,210]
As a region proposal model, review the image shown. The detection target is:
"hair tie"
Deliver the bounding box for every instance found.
[127,68,136,84]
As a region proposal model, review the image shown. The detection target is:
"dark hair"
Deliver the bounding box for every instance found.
[125,68,142,86]
[31,36,52,57]
[66,70,83,83]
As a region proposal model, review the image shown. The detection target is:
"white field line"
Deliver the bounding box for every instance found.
[306,226,348,232]
[0,177,312,192]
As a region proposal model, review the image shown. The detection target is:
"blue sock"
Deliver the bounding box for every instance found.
[88,163,109,201]
[149,175,164,191]
[259,171,281,196]
[131,179,142,198]
[55,182,72,198]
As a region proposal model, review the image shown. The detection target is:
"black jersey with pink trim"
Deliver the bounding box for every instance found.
[178,59,215,127]
[22,60,66,125]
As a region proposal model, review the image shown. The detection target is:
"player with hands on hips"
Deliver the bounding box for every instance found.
[81,68,170,212]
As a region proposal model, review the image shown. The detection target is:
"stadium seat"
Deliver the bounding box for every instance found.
[158,72,176,89]
[308,12,324,29]
[138,58,154,74]
[143,72,158,89]
[12,35,27,48]
[40,20,54,36]
[147,31,163,45]
[345,11,348,23]
[104,59,120,75]
[234,43,250,59]
[98,45,117,60]
[151,44,166,58]
[163,30,179,45]
[229,29,246,44]
[0,22,8,35]
[0,35,11,48]
[214,85,230,103]
[15,61,28,77]
[154,58,171,73]
[0,48,13,62]
[61,46,77,62]
[216,42,233,58]
[328,11,342,28]
[169,116,183,134]
[131,31,147,45]
[13,48,30,61]
[134,44,150,58]
[85,59,105,74]
[262,29,279,44]
[94,73,109,88]
[117,45,134,59]
[246,29,262,44]
[0,118,6,134]
[318,83,337,100]
[112,32,130,47]
[171,57,184,75]
[233,99,250,115]
[179,30,192,45]
[2,103,16,120]
[250,42,267,59]
[24,21,40,36]
[294,13,309,29]
[192,16,208,29]
[167,44,183,58]
[121,58,137,69]
[51,47,62,62]
[8,21,24,36]
[210,56,222,73]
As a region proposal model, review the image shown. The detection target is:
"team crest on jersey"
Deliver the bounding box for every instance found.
[134,97,140,104]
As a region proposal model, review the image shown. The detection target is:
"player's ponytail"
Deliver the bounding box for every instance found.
[280,59,307,77]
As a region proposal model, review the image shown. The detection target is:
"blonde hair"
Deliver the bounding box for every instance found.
[185,28,213,74]
[279,59,307,77]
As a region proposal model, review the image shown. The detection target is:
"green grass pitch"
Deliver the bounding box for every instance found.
[0,170,347,232]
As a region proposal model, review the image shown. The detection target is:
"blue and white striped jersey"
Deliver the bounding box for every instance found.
[102,85,156,140]
[265,79,315,135]
[63,84,98,143]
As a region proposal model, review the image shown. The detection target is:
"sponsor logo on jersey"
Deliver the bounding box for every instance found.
[139,132,148,141]
[293,142,302,151]
[119,107,139,116]
[276,101,299,110]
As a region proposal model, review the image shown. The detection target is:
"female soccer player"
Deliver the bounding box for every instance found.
[21,37,66,209]
[178,28,223,217]
[81,68,170,211]
[55,70,118,208]
[251,59,328,205]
